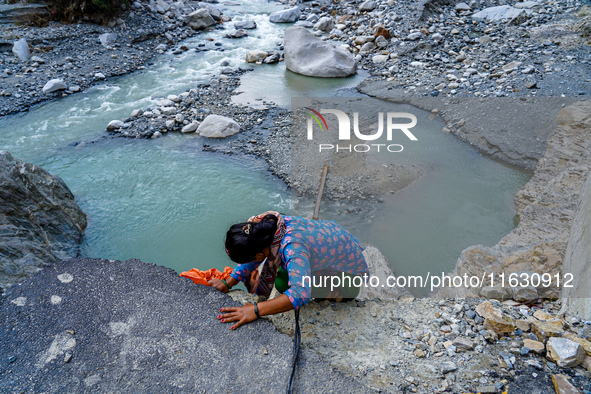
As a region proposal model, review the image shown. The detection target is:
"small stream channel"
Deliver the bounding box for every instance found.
[0,0,530,295]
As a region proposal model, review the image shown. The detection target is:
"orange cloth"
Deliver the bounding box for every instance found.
[180,266,234,286]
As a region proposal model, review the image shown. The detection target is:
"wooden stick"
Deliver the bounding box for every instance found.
[313,165,328,220]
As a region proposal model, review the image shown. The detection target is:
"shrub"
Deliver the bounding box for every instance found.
[21,0,129,25]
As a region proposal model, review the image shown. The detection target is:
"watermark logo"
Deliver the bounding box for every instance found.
[303,108,418,152]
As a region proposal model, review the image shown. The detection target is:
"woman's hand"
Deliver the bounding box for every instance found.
[218,304,258,330]
[208,278,229,293]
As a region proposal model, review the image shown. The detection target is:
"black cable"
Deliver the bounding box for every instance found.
[286,308,300,394]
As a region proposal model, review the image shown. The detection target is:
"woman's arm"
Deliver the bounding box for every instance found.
[208,276,239,293]
[218,294,293,330]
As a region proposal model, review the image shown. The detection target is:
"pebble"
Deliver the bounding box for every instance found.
[441,361,457,373]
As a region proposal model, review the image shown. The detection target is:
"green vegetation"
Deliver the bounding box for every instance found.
[18,0,129,25]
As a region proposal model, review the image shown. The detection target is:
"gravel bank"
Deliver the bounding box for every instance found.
[0,0,227,116]
[230,287,591,393]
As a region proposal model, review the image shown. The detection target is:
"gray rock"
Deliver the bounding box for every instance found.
[0,152,86,292]
[227,29,248,38]
[185,9,217,30]
[157,99,175,107]
[546,337,586,368]
[455,2,472,11]
[234,20,256,30]
[313,16,334,32]
[375,35,388,48]
[360,42,375,52]
[156,0,170,12]
[479,35,492,44]
[471,5,524,22]
[498,351,515,369]
[245,50,268,63]
[431,32,444,44]
[284,27,356,78]
[306,14,319,23]
[159,107,176,116]
[524,359,543,369]
[452,337,474,351]
[30,55,45,64]
[197,115,240,138]
[12,38,30,61]
[181,122,199,133]
[476,386,497,394]
[294,21,314,28]
[441,361,457,373]
[264,54,280,64]
[514,1,541,9]
[507,285,538,302]
[42,79,67,94]
[106,120,124,131]
[372,55,389,63]
[406,32,422,41]
[479,285,508,300]
[269,7,301,23]
[199,3,222,20]
[359,0,377,12]
[99,33,118,48]
[0,258,366,392]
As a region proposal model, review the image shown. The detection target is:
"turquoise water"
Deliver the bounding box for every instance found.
[0,0,530,291]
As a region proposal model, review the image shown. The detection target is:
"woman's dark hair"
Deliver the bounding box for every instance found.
[225,214,278,264]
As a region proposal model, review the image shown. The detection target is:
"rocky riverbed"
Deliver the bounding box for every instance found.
[2,0,591,199]
[231,288,591,393]
[0,0,233,116]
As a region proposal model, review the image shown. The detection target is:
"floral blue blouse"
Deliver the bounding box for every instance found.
[230,215,368,309]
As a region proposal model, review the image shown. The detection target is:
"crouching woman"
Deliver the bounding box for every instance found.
[208,211,368,330]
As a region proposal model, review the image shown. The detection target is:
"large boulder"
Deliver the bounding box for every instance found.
[269,6,301,23]
[185,9,216,30]
[284,27,357,78]
[0,258,366,392]
[197,115,240,138]
[42,79,67,94]
[0,152,86,293]
[471,5,524,21]
[198,2,222,20]
[12,38,30,61]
